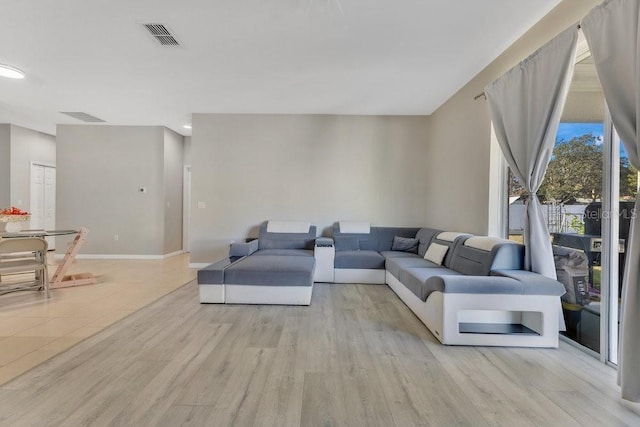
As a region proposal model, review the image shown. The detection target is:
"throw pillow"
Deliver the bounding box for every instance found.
[334,236,360,251]
[391,236,419,253]
[424,242,449,265]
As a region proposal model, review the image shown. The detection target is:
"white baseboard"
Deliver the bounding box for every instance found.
[54,250,186,261]
[163,250,186,259]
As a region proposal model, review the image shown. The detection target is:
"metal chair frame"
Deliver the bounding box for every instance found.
[0,237,49,298]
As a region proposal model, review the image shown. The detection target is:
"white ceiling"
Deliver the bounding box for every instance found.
[0,0,561,137]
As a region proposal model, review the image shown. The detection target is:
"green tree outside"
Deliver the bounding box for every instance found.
[539,134,603,204]
[509,133,638,203]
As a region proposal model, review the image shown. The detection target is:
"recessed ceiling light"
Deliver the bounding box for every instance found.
[0,64,25,79]
[183,124,192,129]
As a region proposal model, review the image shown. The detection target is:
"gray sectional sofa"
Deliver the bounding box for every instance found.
[198,220,566,348]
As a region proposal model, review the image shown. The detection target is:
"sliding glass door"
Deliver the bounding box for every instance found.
[605,131,636,364]
[506,47,626,364]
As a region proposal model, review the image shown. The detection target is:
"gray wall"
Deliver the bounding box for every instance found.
[190,113,430,263]
[163,128,184,254]
[423,0,602,235]
[56,125,168,256]
[0,125,9,207]
[184,136,191,166]
[9,125,56,211]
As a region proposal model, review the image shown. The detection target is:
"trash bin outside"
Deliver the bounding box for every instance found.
[553,245,590,306]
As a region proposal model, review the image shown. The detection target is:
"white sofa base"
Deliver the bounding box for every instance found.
[199,284,225,303]
[334,268,386,284]
[224,283,313,305]
[386,272,560,348]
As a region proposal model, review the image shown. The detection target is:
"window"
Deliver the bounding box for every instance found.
[497,44,625,363]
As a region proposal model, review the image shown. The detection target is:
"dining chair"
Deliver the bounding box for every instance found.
[0,237,49,298]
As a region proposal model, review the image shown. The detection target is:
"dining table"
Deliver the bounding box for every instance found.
[0,227,96,289]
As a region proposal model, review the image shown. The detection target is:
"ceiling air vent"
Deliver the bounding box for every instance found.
[60,112,106,123]
[142,23,180,46]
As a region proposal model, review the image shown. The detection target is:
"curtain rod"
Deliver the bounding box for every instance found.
[474,23,581,101]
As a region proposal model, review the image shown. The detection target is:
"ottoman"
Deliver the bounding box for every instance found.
[223,255,315,305]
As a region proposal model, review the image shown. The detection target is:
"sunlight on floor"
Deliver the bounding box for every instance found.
[0,253,196,385]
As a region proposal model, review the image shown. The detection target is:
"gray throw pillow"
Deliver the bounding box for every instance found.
[391,236,419,253]
[334,236,360,251]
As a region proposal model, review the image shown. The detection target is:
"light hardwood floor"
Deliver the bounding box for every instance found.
[1,276,639,426]
[0,253,196,386]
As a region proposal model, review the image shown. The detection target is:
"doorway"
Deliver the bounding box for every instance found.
[30,163,56,250]
[183,165,191,252]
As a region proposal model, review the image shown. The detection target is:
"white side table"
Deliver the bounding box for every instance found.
[313,238,335,282]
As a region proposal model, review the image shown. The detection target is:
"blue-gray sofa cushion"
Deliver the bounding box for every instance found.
[198,257,243,284]
[450,241,523,276]
[391,236,419,253]
[332,224,378,251]
[229,240,259,257]
[224,255,315,287]
[385,256,441,279]
[491,270,566,296]
[253,249,313,257]
[334,250,385,270]
[197,266,225,284]
[257,223,317,250]
[432,238,465,267]
[334,236,360,251]
[379,250,420,260]
[415,228,443,257]
[423,275,525,296]
[332,224,420,252]
[397,267,460,301]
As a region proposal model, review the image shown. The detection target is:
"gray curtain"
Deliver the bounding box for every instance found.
[485,27,578,280]
[582,0,640,402]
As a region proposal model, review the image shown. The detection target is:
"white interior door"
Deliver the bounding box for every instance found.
[44,167,56,248]
[30,165,44,229]
[183,165,191,252]
[30,164,56,250]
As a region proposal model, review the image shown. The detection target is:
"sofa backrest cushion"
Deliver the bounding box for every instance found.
[258,222,317,250]
[391,236,419,253]
[332,224,421,252]
[338,221,371,234]
[450,236,524,276]
[266,220,312,233]
[334,236,360,251]
[415,228,443,257]
[423,231,471,267]
[375,227,421,252]
[332,223,378,251]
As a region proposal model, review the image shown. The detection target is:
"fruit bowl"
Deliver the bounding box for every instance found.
[0,207,31,232]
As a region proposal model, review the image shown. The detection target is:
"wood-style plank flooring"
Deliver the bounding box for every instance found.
[1,281,639,426]
[0,254,196,385]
